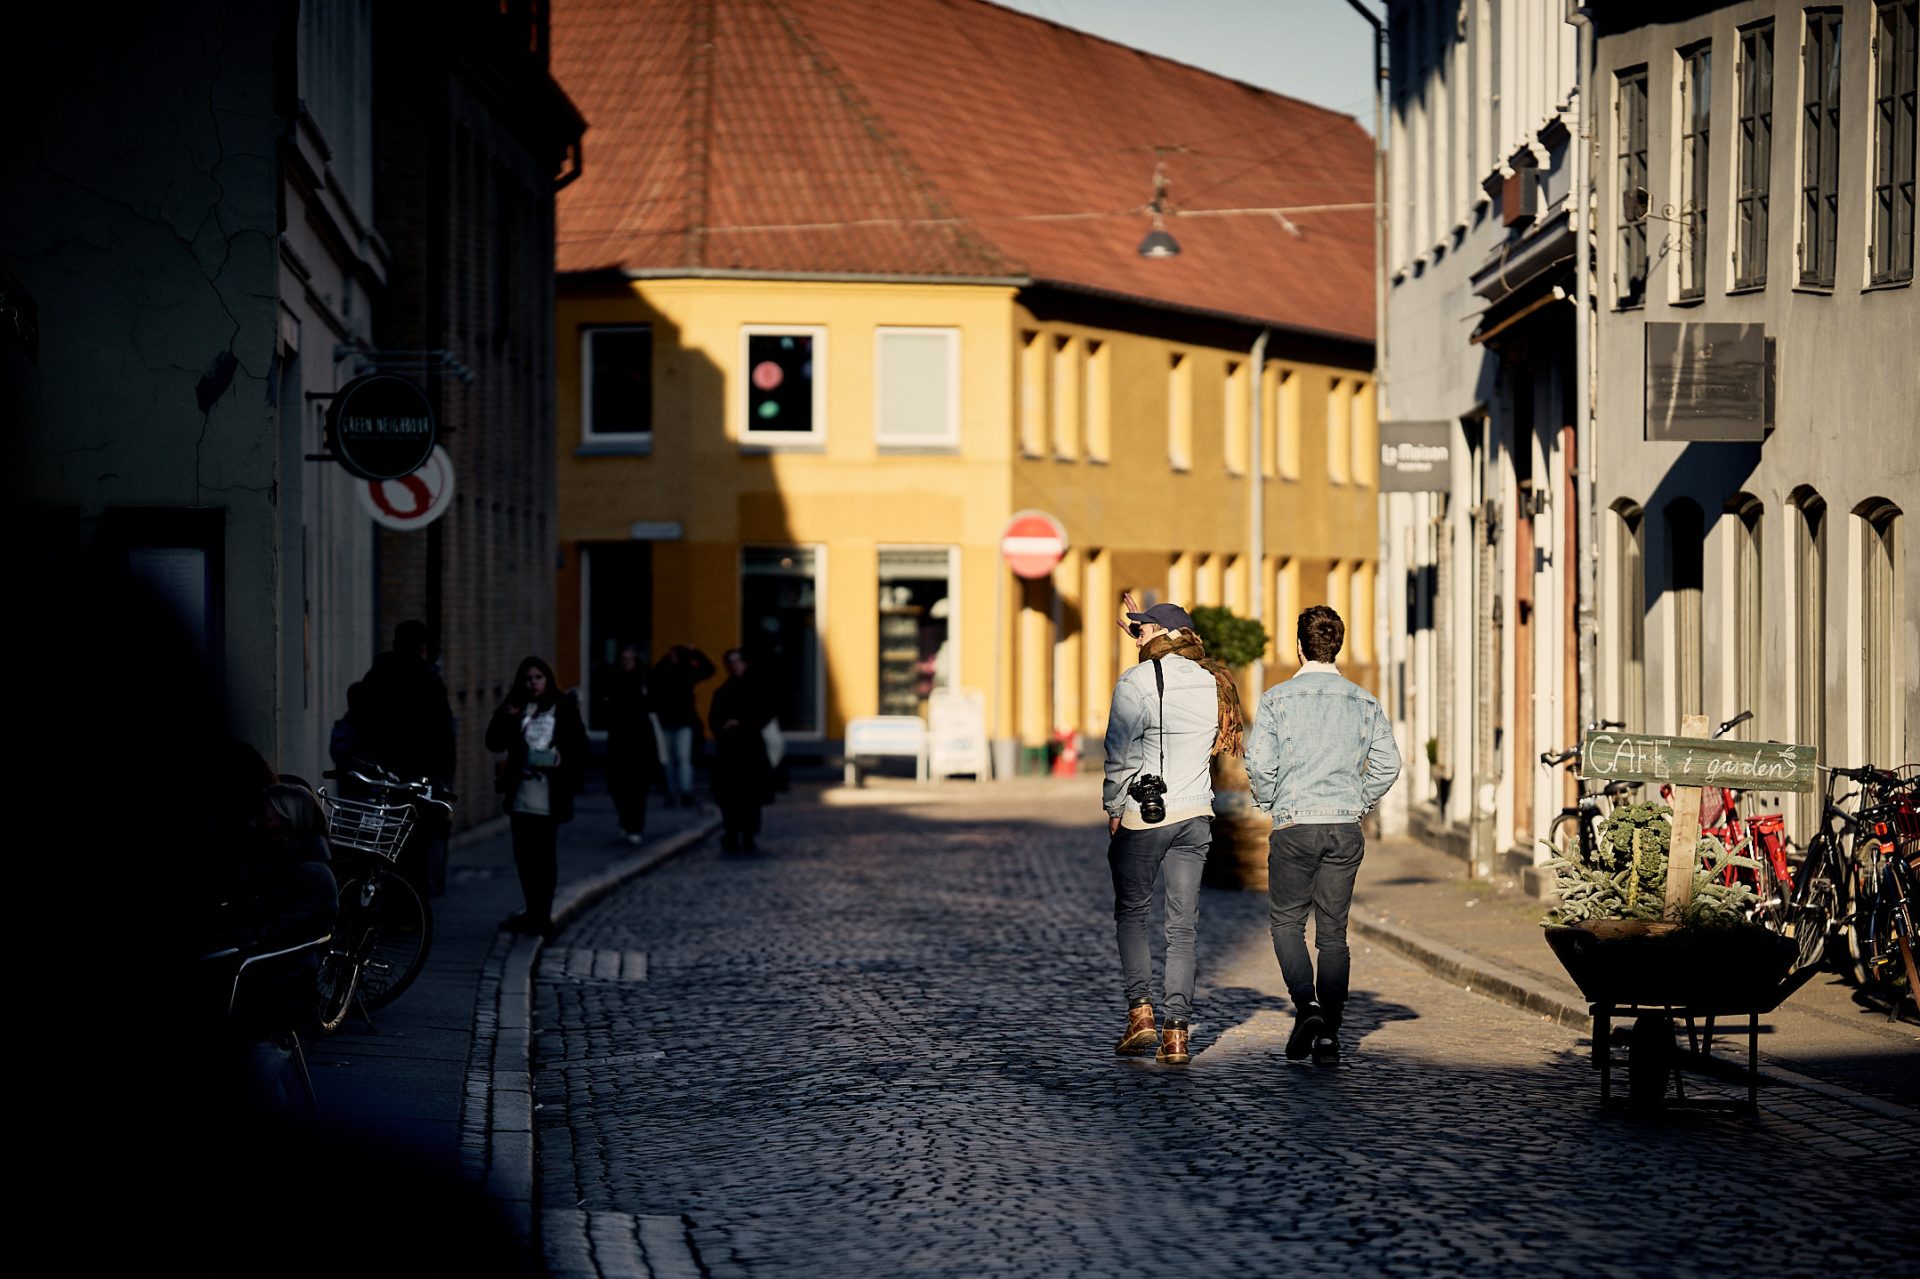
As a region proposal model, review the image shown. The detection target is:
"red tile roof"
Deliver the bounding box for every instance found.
[553,0,1375,341]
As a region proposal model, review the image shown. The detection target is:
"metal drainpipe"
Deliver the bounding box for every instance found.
[1568,2,1598,742]
[1249,326,1269,693]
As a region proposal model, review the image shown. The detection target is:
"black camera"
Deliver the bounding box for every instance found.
[1127,773,1168,824]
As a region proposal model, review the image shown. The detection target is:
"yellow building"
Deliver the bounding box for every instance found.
[551,0,1379,758]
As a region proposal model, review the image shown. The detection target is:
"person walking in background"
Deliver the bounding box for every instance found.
[605,644,659,846]
[708,648,775,852]
[354,620,456,897]
[1102,594,1246,1066]
[651,644,715,807]
[486,656,589,937]
[1246,605,1401,1067]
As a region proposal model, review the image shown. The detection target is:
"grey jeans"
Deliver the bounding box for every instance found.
[1267,822,1366,1025]
[1108,816,1211,1023]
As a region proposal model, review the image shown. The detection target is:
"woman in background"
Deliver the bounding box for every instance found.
[486,656,588,936]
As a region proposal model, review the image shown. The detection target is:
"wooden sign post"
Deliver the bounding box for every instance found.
[1581,722,1819,920]
[1662,714,1710,918]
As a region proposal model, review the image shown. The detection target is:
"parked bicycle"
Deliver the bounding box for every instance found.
[1782,765,1879,973]
[1541,719,1638,863]
[1840,766,1920,1005]
[315,764,454,1031]
[1658,711,1795,929]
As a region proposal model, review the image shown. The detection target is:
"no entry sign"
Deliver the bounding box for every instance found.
[359,445,456,531]
[1000,509,1068,580]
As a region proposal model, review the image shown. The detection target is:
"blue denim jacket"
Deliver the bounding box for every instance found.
[1246,666,1401,825]
[1102,655,1218,821]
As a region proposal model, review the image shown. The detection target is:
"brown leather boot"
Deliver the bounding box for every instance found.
[1156,1023,1191,1065]
[1114,1002,1158,1054]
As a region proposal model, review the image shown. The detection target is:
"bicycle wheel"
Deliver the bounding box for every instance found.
[1548,813,1585,863]
[1786,839,1844,972]
[1838,842,1878,986]
[315,945,360,1032]
[341,873,433,1011]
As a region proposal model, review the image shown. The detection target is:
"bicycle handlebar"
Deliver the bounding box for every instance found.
[1540,747,1580,767]
[1713,710,1753,739]
[322,764,457,809]
[1830,764,1900,786]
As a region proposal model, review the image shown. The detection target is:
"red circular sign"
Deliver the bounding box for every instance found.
[1000,510,1068,580]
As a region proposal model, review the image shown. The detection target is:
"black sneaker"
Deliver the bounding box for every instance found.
[1312,1034,1340,1066]
[1286,1002,1325,1060]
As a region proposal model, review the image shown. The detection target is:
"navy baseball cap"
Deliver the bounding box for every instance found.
[1126,602,1195,632]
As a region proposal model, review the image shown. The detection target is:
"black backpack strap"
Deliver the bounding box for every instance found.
[1151,658,1165,774]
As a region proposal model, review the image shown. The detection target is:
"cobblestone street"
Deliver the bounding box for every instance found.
[534,786,1919,1277]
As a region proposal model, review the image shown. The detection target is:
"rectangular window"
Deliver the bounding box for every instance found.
[1680,43,1714,300]
[1736,24,1775,288]
[1872,0,1918,283]
[1326,560,1352,628]
[1352,379,1376,485]
[1051,335,1081,458]
[874,327,959,448]
[1617,66,1651,306]
[1327,378,1353,483]
[1168,353,1192,471]
[583,325,653,440]
[1225,360,1249,475]
[877,547,956,718]
[1278,367,1301,478]
[1085,340,1111,461]
[741,327,825,443]
[1800,10,1844,288]
[1351,561,1376,664]
[1268,555,1301,665]
[1019,330,1047,456]
[741,547,822,734]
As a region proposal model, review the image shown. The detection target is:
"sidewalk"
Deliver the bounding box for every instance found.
[306,781,718,1250]
[1347,834,1920,1111]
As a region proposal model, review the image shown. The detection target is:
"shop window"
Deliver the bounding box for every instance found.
[877,548,955,718]
[741,327,825,443]
[742,547,822,733]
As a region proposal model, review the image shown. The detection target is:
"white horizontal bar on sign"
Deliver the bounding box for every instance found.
[1001,536,1065,554]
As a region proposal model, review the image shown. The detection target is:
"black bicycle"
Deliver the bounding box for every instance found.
[315,764,454,1031]
[1841,767,1920,1005]
[1541,720,1637,863]
[1783,765,1877,974]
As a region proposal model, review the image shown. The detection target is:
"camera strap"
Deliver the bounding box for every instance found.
[1151,658,1165,776]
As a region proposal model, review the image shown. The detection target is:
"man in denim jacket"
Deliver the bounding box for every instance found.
[1246,605,1400,1065]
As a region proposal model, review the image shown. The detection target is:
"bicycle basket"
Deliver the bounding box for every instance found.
[325,795,415,861]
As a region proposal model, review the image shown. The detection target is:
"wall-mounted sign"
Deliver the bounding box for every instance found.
[326,373,438,480]
[1000,509,1068,580]
[1379,420,1453,492]
[1645,322,1772,442]
[359,444,455,531]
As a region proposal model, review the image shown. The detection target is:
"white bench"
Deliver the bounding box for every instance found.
[843,716,929,785]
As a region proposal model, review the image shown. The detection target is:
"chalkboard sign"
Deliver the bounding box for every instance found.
[1581,730,1817,793]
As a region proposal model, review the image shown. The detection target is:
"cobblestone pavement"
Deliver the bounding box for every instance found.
[534,788,1920,1277]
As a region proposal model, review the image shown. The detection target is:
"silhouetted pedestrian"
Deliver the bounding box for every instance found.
[354,619,456,896]
[605,644,659,845]
[709,648,775,852]
[486,656,588,936]
[651,644,715,806]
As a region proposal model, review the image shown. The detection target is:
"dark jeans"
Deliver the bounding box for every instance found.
[1267,822,1366,1026]
[609,756,651,835]
[508,814,560,923]
[1108,817,1211,1023]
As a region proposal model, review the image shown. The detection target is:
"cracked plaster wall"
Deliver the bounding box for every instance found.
[4,3,295,751]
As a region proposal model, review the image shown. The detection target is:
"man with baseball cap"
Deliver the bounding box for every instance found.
[1101,592,1246,1065]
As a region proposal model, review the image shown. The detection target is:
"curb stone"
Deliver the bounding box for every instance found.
[458,814,721,1261]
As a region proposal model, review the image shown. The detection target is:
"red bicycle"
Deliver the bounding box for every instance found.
[1660,711,1795,929]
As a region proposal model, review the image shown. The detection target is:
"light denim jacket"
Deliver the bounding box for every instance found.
[1102,655,1217,820]
[1247,666,1401,825]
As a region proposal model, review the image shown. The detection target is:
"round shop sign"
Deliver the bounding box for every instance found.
[327,373,438,480]
[1000,509,1068,580]
[359,445,455,531]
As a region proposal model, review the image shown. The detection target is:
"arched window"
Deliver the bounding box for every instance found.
[1790,487,1827,840]
[1855,499,1903,763]
[1726,495,1764,739]
[1611,500,1647,731]
[1665,499,1706,722]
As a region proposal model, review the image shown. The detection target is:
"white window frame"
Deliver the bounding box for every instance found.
[581,325,654,446]
[739,325,828,449]
[738,543,828,741]
[873,327,961,449]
